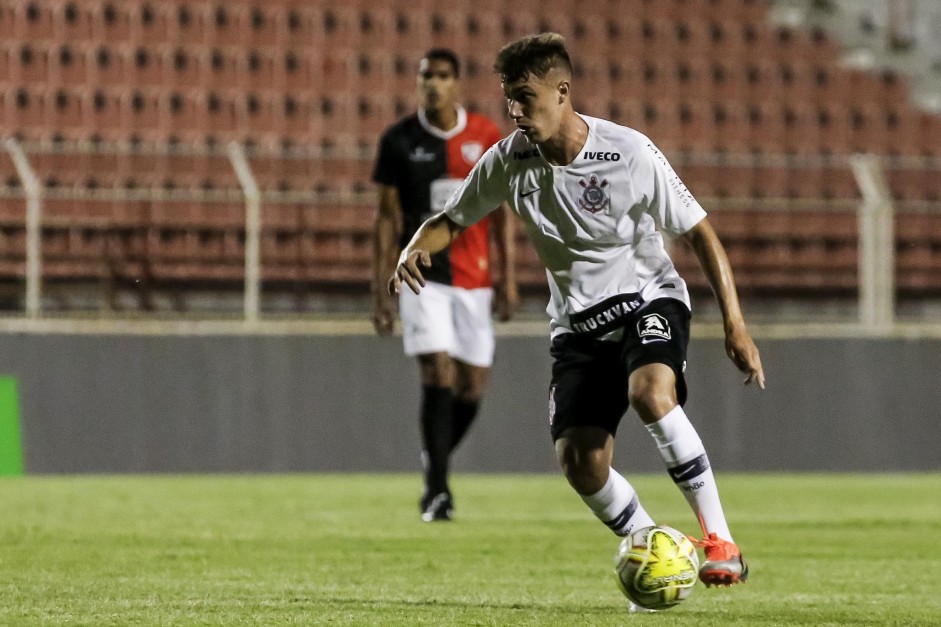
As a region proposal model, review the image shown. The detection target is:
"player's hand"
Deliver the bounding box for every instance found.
[494,282,519,322]
[724,323,765,389]
[388,249,432,295]
[372,297,395,336]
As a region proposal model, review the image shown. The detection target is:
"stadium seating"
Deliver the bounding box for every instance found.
[672,209,860,293]
[0,0,939,308]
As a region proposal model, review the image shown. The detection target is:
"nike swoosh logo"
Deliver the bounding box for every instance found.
[640,338,667,344]
[520,188,541,197]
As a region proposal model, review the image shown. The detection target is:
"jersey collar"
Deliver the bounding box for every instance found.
[418,106,467,140]
[538,113,593,168]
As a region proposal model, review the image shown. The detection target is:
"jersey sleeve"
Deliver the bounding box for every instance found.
[372,129,400,187]
[635,141,707,235]
[444,144,509,227]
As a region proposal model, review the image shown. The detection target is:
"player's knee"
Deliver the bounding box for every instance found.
[627,383,675,422]
[454,365,489,400]
[556,441,608,495]
[453,379,485,402]
[628,364,679,421]
[418,353,455,387]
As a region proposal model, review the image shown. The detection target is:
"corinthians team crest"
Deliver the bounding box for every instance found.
[578,174,610,214]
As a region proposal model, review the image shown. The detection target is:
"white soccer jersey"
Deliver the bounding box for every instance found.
[445,114,707,338]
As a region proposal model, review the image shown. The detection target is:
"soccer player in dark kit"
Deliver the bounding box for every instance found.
[389,33,764,592]
[373,49,518,522]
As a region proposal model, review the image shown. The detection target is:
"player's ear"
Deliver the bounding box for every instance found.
[557,80,570,104]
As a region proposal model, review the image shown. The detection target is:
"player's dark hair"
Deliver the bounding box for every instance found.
[494,32,573,83]
[423,48,460,77]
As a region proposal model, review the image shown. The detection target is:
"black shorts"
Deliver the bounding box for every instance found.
[548,298,691,441]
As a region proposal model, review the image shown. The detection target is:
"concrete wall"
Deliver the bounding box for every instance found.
[0,333,937,473]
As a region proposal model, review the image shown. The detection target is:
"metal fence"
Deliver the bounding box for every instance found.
[1,138,938,334]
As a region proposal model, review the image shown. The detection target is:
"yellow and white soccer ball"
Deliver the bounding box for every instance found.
[614,525,699,611]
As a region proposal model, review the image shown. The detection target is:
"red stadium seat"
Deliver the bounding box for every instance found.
[199,48,238,92]
[199,91,239,142]
[816,104,854,155]
[744,102,787,154]
[316,4,359,56]
[820,168,860,201]
[45,87,86,137]
[638,100,681,152]
[50,43,90,87]
[848,103,891,154]
[54,1,94,42]
[675,58,714,102]
[206,4,247,47]
[169,2,212,47]
[752,161,790,199]
[350,4,395,51]
[914,113,941,158]
[0,43,13,86]
[896,213,941,292]
[244,6,281,48]
[129,2,171,46]
[712,102,751,154]
[239,91,284,148]
[12,43,51,85]
[119,88,165,140]
[164,47,205,91]
[780,103,819,156]
[884,109,920,157]
[676,101,717,153]
[429,7,470,51]
[3,87,47,138]
[87,44,127,87]
[81,88,125,141]
[282,93,319,143]
[91,1,133,43]
[493,8,539,41]
[9,0,55,42]
[887,165,930,202]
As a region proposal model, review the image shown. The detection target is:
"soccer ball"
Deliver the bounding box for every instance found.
[613,525,699,611]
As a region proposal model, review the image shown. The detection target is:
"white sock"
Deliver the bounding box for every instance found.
[579,467,656,536]
[645,405,734,543]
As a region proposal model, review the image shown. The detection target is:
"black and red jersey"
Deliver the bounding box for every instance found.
[373,107,503,289]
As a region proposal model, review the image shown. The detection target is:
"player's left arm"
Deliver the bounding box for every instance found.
[389,212,466,296]
[489,203,519,321]
[394,136,508,296]
[679,218,765,388]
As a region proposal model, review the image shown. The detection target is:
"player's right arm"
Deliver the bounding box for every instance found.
[388,213,465,296]
[373,185,403,335]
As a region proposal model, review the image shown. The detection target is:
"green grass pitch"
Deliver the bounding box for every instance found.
[0,473,939,626]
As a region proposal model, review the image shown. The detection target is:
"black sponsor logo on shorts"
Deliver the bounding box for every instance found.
[569,293,644,337]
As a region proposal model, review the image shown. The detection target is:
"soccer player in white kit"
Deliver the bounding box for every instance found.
[389,33,765,591]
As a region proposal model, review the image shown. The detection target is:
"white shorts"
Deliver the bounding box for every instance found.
[398,281,495,368]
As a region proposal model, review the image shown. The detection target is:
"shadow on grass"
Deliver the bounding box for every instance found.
[298,595,616,615]
[295,596,923,627]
